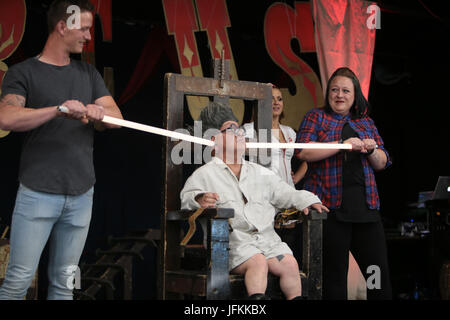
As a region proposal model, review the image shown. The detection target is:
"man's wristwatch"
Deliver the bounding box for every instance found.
[57,105,69,113]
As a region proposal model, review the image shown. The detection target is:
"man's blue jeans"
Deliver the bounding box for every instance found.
[0,184,93,300]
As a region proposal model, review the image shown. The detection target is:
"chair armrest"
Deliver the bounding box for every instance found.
[167,208,234,221]
[301,209,327,221]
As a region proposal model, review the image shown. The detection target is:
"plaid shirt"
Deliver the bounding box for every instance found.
[296,108,391,210]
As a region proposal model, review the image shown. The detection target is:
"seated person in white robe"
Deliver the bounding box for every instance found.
[180,102,328,300]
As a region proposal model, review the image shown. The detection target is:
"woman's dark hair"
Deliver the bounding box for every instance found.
[47,0,94,33]
[323,67,370,119]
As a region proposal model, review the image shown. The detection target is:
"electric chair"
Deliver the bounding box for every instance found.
[158,58,326,300]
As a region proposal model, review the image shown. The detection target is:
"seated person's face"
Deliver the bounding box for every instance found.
[214,120,246,164]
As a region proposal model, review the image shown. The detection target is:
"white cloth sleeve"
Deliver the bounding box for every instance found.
[268,172,321,210]
[180,173,208,210]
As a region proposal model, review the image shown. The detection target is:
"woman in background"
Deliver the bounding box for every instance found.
[244,84,307,188]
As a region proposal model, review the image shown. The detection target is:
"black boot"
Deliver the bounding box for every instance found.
[291,296,307,300]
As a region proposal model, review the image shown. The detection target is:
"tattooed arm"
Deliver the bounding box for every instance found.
[0,93,63,132]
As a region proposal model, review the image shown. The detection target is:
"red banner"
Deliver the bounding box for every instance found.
[163,0,244,122]
[312,0,376,99]
[0,0,26,138]
[264,2,324,131]
[163,0,201,70]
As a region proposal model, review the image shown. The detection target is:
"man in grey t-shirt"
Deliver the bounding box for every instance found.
[0,0,122,300]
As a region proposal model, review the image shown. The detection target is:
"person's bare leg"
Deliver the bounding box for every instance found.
[231,254,268,296]
[268,254,302,299]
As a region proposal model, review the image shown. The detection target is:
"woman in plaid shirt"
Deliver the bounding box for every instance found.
[296,67,392,299]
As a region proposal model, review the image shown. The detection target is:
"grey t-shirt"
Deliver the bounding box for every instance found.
[1,57,111,195]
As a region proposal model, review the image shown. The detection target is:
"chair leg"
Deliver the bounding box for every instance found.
[303,218,324,300]
[206,219,230,299]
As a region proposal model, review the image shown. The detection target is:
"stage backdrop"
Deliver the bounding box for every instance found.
[0,0,379,135]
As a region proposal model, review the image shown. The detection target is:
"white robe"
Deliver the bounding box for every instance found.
[180,157,321,270]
